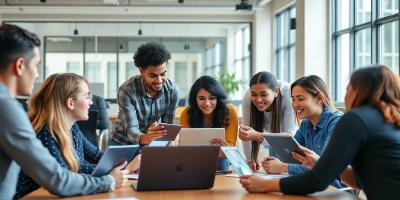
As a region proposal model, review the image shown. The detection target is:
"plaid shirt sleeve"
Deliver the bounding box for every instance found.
[117,86,144,144]
[161,84,180,124]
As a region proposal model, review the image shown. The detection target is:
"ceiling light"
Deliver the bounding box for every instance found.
[236,0,252,10]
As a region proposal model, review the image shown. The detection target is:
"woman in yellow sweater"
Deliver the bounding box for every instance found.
[180,76,239,171]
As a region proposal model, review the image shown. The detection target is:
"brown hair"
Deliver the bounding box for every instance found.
[348,65,400,127]
[291,75,335,121]
[29,73,89,172]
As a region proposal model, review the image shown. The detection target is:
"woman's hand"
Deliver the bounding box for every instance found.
[292,145,320,169]
[239,125,263,142]
[126,154,141,173]
[108,161,129,189]
[239,175,280,193]
[247,160,260,171]
[209,138,227,146]
[261,156,287,174]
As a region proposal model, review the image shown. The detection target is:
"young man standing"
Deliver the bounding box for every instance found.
[0,24,127,199]
[110,42,179,145]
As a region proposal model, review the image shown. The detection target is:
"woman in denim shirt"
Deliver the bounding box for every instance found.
[261,75,343,187]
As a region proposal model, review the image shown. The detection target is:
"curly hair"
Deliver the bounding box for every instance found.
[187,76,229,128]
[348,65,400,127]
[133,41,171,69]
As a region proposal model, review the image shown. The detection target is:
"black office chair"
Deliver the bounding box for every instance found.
[77,110,98,147]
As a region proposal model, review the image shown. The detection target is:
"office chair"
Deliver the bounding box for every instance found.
[77,110,98,147]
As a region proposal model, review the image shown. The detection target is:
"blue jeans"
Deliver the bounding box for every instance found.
[217,157,230,171]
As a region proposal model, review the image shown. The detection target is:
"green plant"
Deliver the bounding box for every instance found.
[218,72,243,96]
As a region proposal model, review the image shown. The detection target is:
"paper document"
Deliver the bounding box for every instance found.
[226,172,289,179]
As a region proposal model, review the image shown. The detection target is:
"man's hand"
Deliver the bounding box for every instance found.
[109,161,129,189]
[139,122,167,145]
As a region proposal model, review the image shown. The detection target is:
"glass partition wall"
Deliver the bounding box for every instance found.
[8,22,251,101]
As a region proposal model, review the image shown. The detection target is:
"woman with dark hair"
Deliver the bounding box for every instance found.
[239,65,400,199]
[239,71,296,170]
[262,75,343,188]
[180,76,238,171]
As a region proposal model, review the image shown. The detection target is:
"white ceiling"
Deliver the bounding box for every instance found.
[1,0,260,7]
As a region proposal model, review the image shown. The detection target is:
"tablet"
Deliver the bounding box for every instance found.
[263,133,304,164]
[221,147,253,176]
[157,123,182,141]
[178,128,225,145]
[91,145,139,177]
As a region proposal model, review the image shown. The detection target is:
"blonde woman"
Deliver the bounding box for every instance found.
[15,73,138,199]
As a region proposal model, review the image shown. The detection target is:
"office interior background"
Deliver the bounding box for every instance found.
[0,0,398,114]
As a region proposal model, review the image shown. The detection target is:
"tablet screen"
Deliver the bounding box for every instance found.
[221,147,253,176]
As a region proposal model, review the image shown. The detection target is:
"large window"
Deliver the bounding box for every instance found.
[333,0,399,101]
[234,26,251,99]
[274,6,296,83]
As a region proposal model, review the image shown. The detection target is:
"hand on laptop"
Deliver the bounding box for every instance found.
[109,161,130,189]
[292,145,319,169]
[139,122,167,145]
[247,160,260,171]
[262,156,288,174]
[209,139,227,158]
[239,125,264,142]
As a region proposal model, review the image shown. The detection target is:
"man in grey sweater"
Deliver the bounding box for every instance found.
[0,24,127,199]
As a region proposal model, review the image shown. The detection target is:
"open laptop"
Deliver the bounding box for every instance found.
[132,146,219,191]
[178,128,225,145]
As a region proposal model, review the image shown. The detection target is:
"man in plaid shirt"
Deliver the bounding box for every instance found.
[109,42,179,145]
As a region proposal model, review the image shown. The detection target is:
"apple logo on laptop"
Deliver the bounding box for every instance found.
[175,164,184,172]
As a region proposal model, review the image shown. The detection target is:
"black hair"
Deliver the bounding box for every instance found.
[0,24,40,72]
[133,41,171,69]
[187,76,229,128]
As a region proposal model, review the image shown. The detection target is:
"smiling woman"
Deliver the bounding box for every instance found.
[239,71,296,171]
[180,75,239,171]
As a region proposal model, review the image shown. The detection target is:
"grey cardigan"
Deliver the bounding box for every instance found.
[0,84,112,199]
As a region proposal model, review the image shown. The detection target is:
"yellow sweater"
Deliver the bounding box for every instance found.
[180,103,238,146]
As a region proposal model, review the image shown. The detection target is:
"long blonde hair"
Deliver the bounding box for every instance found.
[28,73,89,172]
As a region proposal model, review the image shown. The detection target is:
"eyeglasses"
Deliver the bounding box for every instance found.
[71,93,93,101]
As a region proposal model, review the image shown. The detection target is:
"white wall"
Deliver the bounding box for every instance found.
[296,0,330,82]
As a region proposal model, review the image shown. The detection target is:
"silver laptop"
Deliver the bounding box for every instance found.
[178,128,225,145]
[132,146,219,191]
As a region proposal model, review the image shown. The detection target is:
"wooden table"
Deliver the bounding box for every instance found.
[23,175,353,200]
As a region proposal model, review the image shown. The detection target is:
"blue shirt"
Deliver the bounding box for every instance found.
[15,124,103,199]
[288,108,342,174]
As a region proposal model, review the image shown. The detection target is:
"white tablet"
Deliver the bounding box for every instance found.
[91,145,139,177]
[221,146,253,176]
[157,123,182,141]
[263,133,304,164]
[178,128,225,145]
